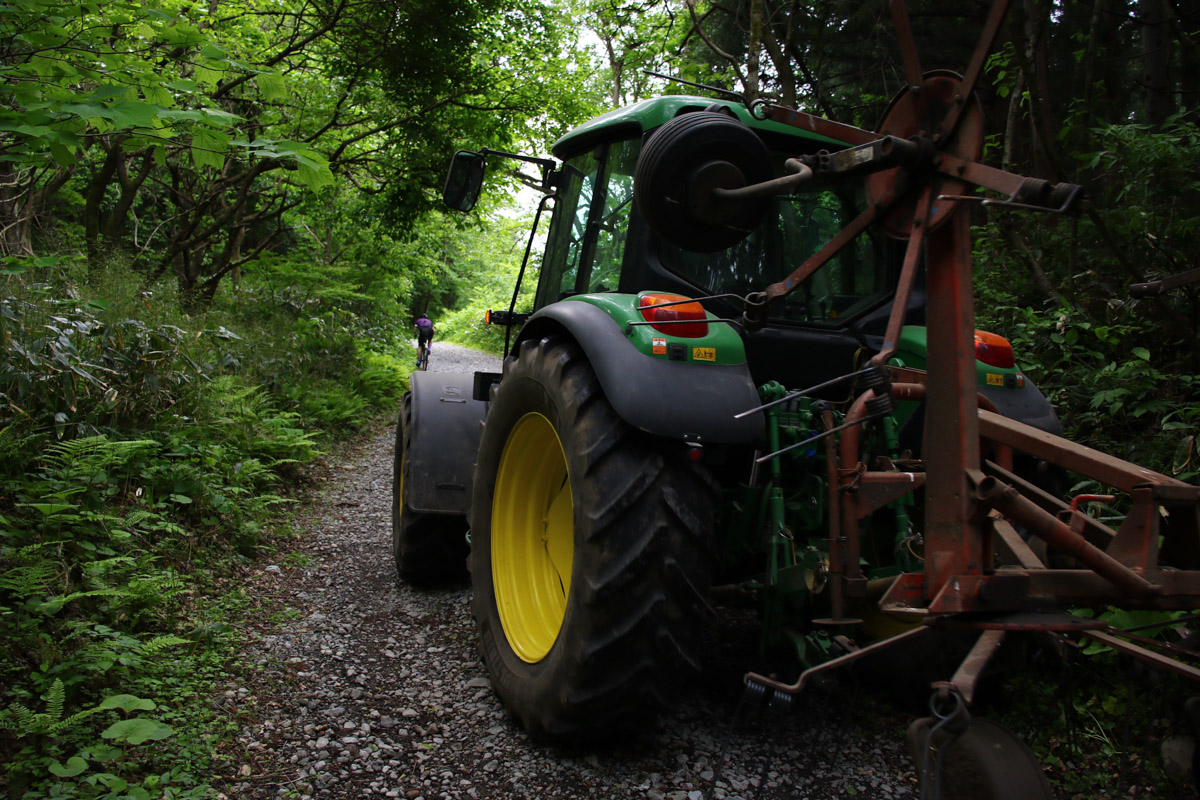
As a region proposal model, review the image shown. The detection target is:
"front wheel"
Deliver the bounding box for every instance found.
[470,334,716,743]
[392,393,468,585]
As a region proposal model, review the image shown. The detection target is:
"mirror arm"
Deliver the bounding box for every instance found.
[479,147,556,171]
[502,190,557,359]
[479,148,558,192]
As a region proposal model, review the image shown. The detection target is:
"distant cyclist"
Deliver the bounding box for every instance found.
[414,313,434,367]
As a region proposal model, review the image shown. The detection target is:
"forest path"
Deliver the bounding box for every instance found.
[214,344,918,800]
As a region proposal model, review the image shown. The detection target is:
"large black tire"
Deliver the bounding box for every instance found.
[392,393,469,586]
[634,110,772,253]
[469,334,716,743]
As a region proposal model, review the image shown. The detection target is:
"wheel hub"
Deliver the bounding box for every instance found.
[491,412,574,663]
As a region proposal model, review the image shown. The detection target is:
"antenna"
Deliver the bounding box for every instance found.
[643,70,745,103]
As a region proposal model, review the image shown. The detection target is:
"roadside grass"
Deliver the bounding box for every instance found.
[0,259,408,799]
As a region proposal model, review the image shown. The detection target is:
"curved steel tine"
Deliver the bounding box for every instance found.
[940,0,1012,139]
[890,0,924,89]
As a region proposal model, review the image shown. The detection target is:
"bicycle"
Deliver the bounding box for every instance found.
[416,341,430,371]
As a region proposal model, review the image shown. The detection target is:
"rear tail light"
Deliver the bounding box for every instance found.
[974,330,1015,368]
[639,293,709,338]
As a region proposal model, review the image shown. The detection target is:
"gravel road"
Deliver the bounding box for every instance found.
[216,342,920,800]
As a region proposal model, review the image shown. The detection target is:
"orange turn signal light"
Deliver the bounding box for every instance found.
[638,293,708,339]
[974,330,1015,369]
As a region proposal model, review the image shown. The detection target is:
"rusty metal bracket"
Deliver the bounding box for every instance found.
[1083,629,1200,682]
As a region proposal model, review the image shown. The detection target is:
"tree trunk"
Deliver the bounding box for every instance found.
[0,163,73,257]
[761,0,797,108]
[1141,0,1173,127]
[746,0,762,103]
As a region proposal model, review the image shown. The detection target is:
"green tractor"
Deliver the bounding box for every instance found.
[396,91,1061,735]
[397,5,1200,794]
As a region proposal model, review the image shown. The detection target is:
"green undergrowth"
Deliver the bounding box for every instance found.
[983,620,1199,799]
[0,260,410,798]
[440,305,508,356]
[974,117,1200,483]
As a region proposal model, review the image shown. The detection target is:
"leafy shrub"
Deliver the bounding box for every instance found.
[354,350,409,405]
[439,304,507,355]
[975,117,1200,479]
[0,292,202,440]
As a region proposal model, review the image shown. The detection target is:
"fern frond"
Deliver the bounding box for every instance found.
[43,679,65,723]
[120,510,158,528]
[0,562,60,597]
[137,635,191,656]
[41,436,112,470]
[41,436,159,474]
[37,589,127,615]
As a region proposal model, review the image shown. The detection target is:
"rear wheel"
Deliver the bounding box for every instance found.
[392,393,468,585]
[470,334,716,743]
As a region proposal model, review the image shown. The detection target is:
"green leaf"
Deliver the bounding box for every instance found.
[169,494,192,504]
[98,774,128,791]
[48,756,89,778]
[88,85,132,101]
[98,694,156,712]
[46,142,77,163]
[255,71,290,102]
[101,718,175,745]
[58,102,114,122]
[194,63,223,89]
[1132,347,1150,361]
[80,744,123,762]
[191,128,227,172]
[109,100,161,129]
[24,502,78,516]
[293,151,334,190]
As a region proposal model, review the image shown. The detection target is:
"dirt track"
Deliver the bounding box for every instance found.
[215,344,922,800]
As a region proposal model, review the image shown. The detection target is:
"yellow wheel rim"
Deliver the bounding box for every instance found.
[492,412,574,663]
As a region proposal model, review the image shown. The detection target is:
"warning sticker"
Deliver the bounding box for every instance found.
[693,347,716,362]
[986,373,1004,386]
[652,337,667,355]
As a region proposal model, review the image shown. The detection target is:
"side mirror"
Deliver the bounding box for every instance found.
[442,150,486,212]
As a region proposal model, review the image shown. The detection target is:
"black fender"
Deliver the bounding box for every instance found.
[516,301,764,444]
[406,370,488,515]
[979,379,1062,437]
[899,374,1064,488]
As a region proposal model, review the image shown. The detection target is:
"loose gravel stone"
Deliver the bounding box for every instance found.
[215,342,920,799]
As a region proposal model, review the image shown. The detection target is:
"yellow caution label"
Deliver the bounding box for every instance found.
[693,347,716,362]
[986,373,1004,386]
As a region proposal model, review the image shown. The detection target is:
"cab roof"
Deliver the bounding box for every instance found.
[550,95,848,161]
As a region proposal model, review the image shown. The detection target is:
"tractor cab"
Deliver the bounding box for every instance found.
[534,95,910,392]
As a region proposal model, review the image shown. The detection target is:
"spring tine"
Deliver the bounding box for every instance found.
[742,678,768,706]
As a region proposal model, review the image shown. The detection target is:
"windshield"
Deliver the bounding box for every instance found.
[659,157,893,325]
[537,133,897,325]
